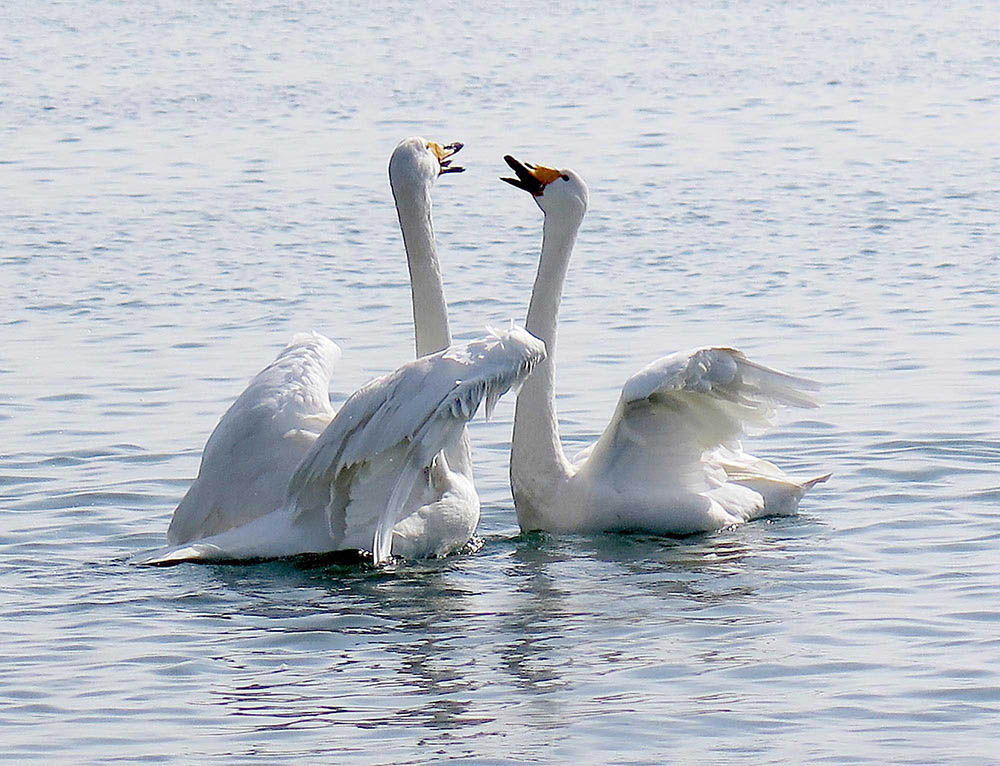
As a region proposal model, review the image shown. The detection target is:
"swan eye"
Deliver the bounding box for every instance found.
[561,174,569,181]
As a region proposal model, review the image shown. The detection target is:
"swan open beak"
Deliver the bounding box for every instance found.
[501,155,562,196]
[428,141,465,175]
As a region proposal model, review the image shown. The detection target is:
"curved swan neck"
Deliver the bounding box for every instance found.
[391,166,472,479]
[525,211,580,355]
[392,179,452,358]
[511,209,582,513]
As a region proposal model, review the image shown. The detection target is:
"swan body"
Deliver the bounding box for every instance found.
[142,327,545,565]
[152,137,508,563]
[501,155,828,536]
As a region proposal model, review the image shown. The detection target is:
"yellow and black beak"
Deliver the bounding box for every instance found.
[428,141,465,175]
[501,155,562,196]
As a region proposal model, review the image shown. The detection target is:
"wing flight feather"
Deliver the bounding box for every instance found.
[287,327,546,562]
[578,347,820,492]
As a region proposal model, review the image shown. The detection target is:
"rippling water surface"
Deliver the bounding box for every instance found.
[2,1,999,762]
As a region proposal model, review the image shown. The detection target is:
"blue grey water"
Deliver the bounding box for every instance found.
[2,1,998,762]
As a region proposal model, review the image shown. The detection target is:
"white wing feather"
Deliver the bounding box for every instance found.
[577,347,820,493]
[166,332,340,545]
[137,327,544,566]
[287,326,546,563]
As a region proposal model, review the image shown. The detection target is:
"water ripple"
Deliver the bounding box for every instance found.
[2,0,1000,763]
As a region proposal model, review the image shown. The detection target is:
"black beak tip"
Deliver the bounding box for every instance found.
[501,154,544,195]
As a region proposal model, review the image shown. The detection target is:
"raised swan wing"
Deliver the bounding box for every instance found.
[286,327,546,563]
[166,332,340,545]
[574,347,821,495]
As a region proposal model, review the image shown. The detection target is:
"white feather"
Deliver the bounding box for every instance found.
[288,327,546,563]
[166,332,340,546]
[143,137,514,565]
[138,328,545,566]
[506,160,829,537]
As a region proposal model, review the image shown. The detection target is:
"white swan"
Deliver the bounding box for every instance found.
[501,155,828,536]
[141,327,545,565]
[145,138,526,564]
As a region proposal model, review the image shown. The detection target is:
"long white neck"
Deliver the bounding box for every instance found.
[511,208,581,521]
[392,180,451,358]
[391,172,472,479]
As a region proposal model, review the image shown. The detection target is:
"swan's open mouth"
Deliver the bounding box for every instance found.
[501,155,562,196]
[428,141,465,175]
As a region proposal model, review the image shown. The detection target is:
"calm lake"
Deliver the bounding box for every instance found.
[2,1,998,762]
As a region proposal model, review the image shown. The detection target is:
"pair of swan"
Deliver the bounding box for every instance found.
[140,139,825,566]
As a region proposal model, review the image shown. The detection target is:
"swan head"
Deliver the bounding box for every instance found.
[389,137,465,191]
[501,155,589,217]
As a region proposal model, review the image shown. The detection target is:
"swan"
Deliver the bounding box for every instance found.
[501,155,829,536]
[164,137,464,546]
[145,138,525,564]
[140,326,545,565]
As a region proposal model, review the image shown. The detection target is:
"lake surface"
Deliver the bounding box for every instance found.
[2,1,999,762]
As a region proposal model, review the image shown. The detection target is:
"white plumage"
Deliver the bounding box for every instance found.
[139,327,545,565]
[501,155,829,536]
[144,137,530,565]
[166,332,340,546]
[288,326,545,563]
